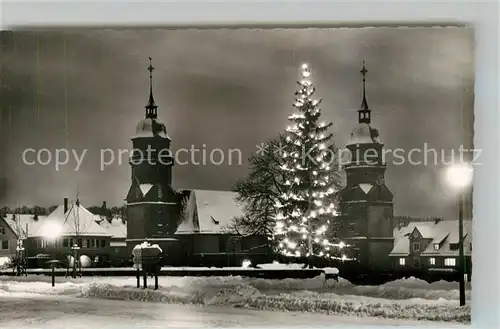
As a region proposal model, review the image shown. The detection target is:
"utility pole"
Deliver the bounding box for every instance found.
[458,190,466,306]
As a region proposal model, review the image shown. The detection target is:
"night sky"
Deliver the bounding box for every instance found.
[0,27,474,220]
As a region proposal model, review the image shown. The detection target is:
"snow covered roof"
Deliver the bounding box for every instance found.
[133,118,170,139]
[99,217,127,239]
[390,221,436,256]
[421,220,472,256]
[3,214,49,239]
[139,184,154,196]
[358,183,373,194]
[176,190,244,234]
[347,123,383,145]
[413,225,435,239]
[390,220,472,257]
[33,203,112,238]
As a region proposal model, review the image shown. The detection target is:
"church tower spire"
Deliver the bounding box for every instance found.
[145,57,158,119]
[358,61,371,124]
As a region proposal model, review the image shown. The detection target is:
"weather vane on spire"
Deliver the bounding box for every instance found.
[358,61,370,124]
[147,57,154,89]
[145,57,158,118]
[360,61,367,78]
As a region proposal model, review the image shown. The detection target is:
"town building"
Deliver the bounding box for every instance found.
[97,215,128,265]
[0,198,113,267]
[0,213,39,260]
[335,62,394,272]
[390,219,472,278]
[124,59,268,266]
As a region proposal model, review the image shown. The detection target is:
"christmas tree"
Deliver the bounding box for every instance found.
[273,63,348,261]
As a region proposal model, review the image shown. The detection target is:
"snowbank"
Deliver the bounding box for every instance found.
[0,257,11,268]
[0,274,471,323]
[255,262,338,275]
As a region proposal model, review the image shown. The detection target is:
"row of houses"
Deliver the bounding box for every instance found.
[0,190,268,268]
[0,198,127,267]
[1,193,472,275]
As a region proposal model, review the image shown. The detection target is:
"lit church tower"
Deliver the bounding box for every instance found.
[338,62,394,272]
[125,57,180,251]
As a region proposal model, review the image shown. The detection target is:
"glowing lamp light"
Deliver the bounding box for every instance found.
[40,220,62,239]
[338,241,346,249]
[445,163,473,189]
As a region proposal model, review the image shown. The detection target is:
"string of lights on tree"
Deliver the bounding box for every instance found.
[273,63,353,261]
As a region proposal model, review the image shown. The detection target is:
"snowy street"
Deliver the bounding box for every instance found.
[0,274,471,325]
[0,293,466,328]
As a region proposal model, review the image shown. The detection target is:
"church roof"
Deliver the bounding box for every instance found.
[133,118,170,139]
[176,189,244,234]
[347,123,383,145]
[358,183,374,194]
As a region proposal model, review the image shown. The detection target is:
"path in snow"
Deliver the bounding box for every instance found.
[0,293,466,328]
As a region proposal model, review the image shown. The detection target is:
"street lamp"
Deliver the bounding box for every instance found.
[40,220,63,285]
[444,163,473,307]
[40,220,62,272]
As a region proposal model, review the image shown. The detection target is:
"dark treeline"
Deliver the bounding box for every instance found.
[0,203,127,222]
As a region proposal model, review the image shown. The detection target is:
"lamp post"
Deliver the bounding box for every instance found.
[15,240,25,276]
[444,163,473,307]
[71,244,81,278]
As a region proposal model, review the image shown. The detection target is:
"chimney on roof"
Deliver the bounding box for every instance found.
[76,198,80,207]
[434,217,441,224]
[64,198,69,213]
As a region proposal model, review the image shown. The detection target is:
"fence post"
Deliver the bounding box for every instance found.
[136,268,140,288]
[51,266,55,287]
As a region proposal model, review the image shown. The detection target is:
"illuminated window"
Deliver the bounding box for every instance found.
[433,243,439,251]
[429,258,436,265]
[399,258,406,266]
[444,258,456,266]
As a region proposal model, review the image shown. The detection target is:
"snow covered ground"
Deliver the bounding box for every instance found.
[0,274,471,324]
[0,293,467,328]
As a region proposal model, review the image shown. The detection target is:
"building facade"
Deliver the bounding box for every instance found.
[336,63,394,272]
[1,199,113,267]
[390,219,472,278]
[0,215,21,260]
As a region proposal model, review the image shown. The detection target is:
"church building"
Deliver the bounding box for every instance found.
[125,59,269,266]
[336,62,395,272]
[125,58,182,245]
